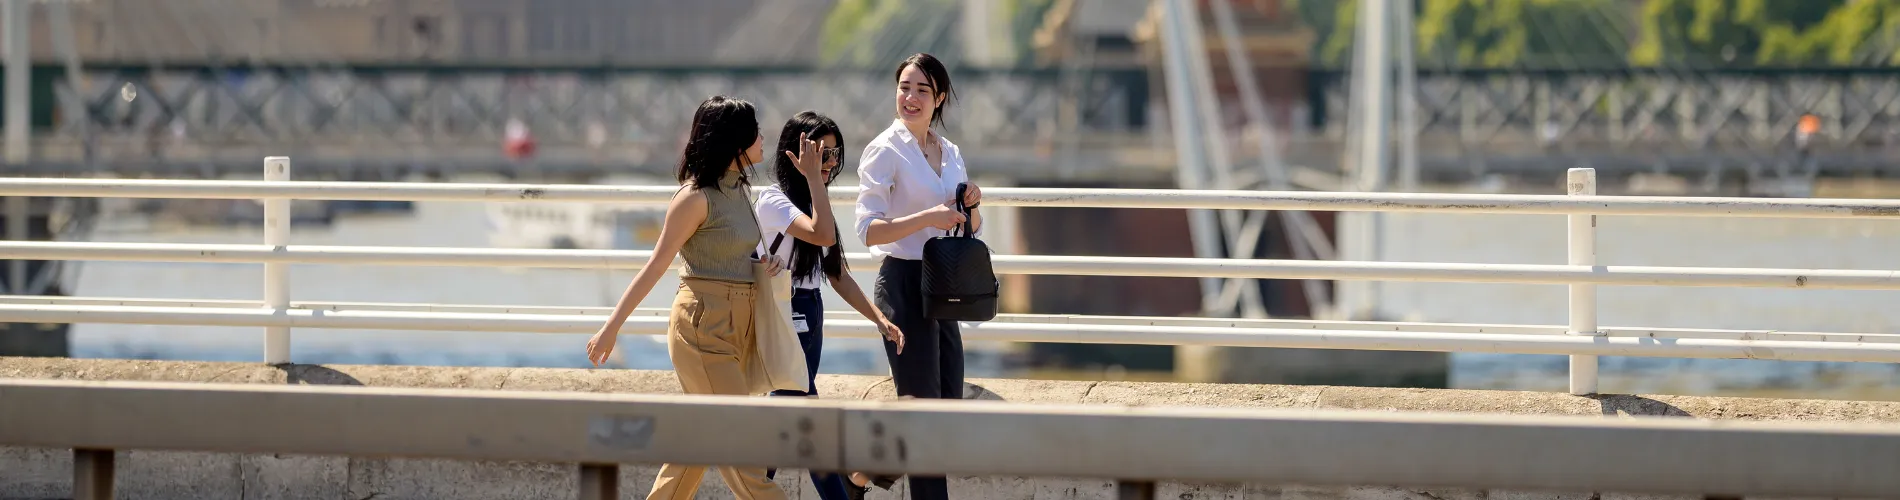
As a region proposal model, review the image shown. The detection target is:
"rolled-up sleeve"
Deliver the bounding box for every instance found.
[854,144,898,246]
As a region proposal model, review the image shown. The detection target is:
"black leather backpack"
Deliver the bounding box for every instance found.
[921,183,999,321]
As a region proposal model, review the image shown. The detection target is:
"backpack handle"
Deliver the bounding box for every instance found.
[953,182,975,238]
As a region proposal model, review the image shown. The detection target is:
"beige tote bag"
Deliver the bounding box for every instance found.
[747,234,811,394]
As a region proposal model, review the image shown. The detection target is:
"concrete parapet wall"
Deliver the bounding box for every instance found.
[4,357,1899,500]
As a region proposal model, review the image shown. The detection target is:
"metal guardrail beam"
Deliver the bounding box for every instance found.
[6,178,1900,217]
[0,379,834,468]
[4,379,1900,498]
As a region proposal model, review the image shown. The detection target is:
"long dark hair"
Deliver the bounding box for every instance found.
[676,95,759,189]
[895,53,956,129]
[771,111,847,283]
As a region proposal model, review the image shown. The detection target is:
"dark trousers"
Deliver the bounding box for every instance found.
[765,288,853,500]
[875,258,964,500]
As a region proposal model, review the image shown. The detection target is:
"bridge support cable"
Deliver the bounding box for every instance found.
[1393,0,1419,193]
[1336,0,1393,321]
[4,0,29,296]
[1156,0,1230,316]
[1174,0,1269,319]
[1207,0,1335,316]
[1162,0,1291,319]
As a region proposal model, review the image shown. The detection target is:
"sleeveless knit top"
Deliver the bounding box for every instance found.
[678,170,762,283]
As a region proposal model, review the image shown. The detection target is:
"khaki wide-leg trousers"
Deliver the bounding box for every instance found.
[645,278,786,500]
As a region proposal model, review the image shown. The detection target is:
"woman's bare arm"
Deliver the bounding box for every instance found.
[587,187,707,365]
[828,271,903,354]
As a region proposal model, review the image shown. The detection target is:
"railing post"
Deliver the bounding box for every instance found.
[73,448,114,500]
[1567,167,1601,395]
[577,464,617,500]
[263,156,291,364]
[1116,480,1157,500]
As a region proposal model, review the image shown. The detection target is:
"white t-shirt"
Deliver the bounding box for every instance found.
[754,185,832,290]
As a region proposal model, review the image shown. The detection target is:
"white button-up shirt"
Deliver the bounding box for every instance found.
[854,119,977,261]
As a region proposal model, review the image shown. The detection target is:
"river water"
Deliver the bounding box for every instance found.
[58,176,1900,400]
[1375,206,1900,400]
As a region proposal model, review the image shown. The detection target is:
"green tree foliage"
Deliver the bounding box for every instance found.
[1293,0,1900,68]
[999,0,1060,65]
[1295,0,1626,69]
[1290,0,1355,66]
[1753,0,1900,65]
[820,0,1058,67]
[1416,0,1625,68]
[1630,0,1845,66]
[819,0,898,63]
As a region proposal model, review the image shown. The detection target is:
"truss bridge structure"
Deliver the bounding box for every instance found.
[1300,67,1900,188]
[26,64,1160,183]
[17,63,1900,188]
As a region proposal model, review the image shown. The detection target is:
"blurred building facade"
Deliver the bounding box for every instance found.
[17,0,839,65]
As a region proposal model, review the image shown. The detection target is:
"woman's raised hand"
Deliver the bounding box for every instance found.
[784,132,825,180]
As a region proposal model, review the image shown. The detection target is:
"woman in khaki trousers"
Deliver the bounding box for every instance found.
[586,95,823,500]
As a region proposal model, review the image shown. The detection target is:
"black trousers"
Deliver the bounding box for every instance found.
[875,257,963,500]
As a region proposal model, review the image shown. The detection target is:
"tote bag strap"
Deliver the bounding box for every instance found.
[746,186,790,261]
[740,184,770,260]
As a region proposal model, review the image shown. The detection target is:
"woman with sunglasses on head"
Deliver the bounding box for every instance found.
[852,52,981,500]
[584,95,785,500]
[754,111,905,500]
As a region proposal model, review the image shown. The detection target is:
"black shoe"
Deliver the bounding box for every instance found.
[844,483,869,500]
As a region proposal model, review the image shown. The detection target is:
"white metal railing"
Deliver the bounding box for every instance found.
[8,175,1900,217]
[7,158,1900,395]
[7,378,1900,499]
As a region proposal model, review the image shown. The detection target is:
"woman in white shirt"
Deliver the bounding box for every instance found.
[852,53,980,500]
[754,111,903,500]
